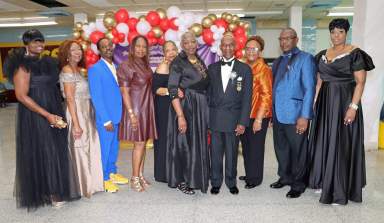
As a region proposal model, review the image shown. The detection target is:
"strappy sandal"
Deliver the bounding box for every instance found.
[131,176,144,192]
[177,182,195,195]
[139,176,151,188]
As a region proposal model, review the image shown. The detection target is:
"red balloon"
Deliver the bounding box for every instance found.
[89,31,105,44]
[146,11,161,26]
[169,17,178,30]
[118,33,125,42]
[115,8,129,23]
[112,36,120,44]
[128,31,139,43]
[158,35,165,45]
[159,19,170,31]
[147,30,155,39]
[90,53,99,64]
[202,29,214,45]
[127,17,138,31]
[148,37,157,46]
[111,28,119,37]
[214,19,228,29]
[234,27,245,37]
[235,50,243,59]
[86,49,94,57]
[236,35,247,48]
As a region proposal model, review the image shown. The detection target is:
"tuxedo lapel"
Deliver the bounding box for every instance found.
[100,59,118,87]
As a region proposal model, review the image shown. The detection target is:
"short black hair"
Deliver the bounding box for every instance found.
[22,29,45,45]
[329,18,350,33]
[96,37,110,50]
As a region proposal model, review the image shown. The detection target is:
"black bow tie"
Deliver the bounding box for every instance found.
[221,59,234,66]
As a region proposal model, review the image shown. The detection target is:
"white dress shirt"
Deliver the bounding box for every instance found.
[220,56,235,92]
[101,58,118,126]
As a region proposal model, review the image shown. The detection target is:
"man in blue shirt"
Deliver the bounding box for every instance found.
[270,28,316,198]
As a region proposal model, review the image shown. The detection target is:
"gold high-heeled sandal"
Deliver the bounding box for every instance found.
[139,175,151,188]
[131,176,144,192]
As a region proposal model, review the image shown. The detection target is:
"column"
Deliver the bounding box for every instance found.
[289,6,302,48]
[353,0,384,150]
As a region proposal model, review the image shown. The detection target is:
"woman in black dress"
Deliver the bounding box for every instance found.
[5,29,80,210]
[152,41,178,182]
[167,31,210,194]
[308,19,375,205]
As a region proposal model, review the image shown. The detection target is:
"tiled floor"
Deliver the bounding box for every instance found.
[1,104,384,223]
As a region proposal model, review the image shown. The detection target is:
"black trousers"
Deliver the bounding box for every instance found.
[210,131,239,188]
[272,119,308,192]
[240,118,270,185]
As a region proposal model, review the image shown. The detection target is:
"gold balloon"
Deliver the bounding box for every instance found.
[103,14,116,30]
[73,31,81,39]
[201,16,213,28]
[189,23,203,37]
[228,23,237,32]
[81,31,89,41]
[152,27,163,38]
[238,20,246,27]
[104,11,115,18]
[138,15,146,21]
[75,22,83,31]
[105,31,114,40]
[80,68,88,77]
[156,8,167,19]
[224,14,233,23]
[243,21,251,30]
[207,13,217,21]
[79,41,89,51]
[232,15,240,24]
[221,12,228,19]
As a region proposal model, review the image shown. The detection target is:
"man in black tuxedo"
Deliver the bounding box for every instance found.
[208,34,252,195]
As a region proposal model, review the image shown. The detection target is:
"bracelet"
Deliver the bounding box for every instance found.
[255,119,262,124]
[349,103,358,110]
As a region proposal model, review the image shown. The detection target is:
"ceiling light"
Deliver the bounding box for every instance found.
[327,12,354,16]
[208,8,243,12]
[0,21,57,27]
[245,11,284,15]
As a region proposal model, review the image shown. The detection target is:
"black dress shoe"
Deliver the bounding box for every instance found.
[245,183,257,189]
[229,186,239,195]
[210,187,220,195]
[286,189,302,198]
[239,176,246,181]
[270,181,286,189]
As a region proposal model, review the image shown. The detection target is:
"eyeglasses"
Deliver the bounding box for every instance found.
[278,36,297,41]
[245,47,259,53]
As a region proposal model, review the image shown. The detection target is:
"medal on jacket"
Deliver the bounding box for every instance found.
[236,76,243,92]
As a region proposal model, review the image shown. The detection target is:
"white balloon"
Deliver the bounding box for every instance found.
[164,29,178,41]
[90,43,99,55]
[197,36,205,45]
[218,27,225,34]
[136,20,151,35]
[167,6,181,18]
[183,12,194,27]
[210,25,218,33]
[95,19,107,33]
[213,33,221,40]
[88,22,97,32]
[116,23,129,34]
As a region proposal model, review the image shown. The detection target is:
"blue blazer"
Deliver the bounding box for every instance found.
[88,59,122,126]
[272,48,316,124]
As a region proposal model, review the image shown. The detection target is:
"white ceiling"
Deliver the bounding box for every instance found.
[0,0,354,26]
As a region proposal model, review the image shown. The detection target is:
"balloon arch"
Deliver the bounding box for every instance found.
[72,6,251,68]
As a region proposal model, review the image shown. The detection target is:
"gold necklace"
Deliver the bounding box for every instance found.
[188,57,198,64]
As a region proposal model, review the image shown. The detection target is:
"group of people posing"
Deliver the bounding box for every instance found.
[5,18,374,210]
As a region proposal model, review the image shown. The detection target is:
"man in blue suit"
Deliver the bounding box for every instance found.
[270,28,316,198]
[88,38,128,193]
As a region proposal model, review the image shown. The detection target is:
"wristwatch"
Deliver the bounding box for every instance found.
[349,103,358,110]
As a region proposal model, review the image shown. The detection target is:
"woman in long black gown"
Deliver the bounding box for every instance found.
[5,29,80,210]
[152,41,178,182]
[167,31,210,194]
[308,19,375,205]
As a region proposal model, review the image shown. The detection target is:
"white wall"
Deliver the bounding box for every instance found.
[255,29,282,58]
